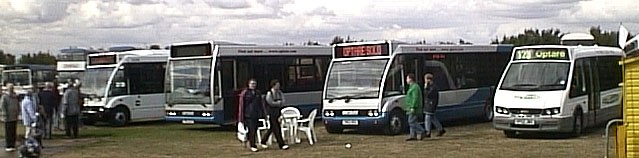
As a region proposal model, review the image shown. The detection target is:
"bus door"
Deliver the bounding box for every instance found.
[583,58,601,127]
[123,63,167,119]
[220,59,237,123]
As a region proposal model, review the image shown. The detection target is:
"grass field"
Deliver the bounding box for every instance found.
[1,120,617,158]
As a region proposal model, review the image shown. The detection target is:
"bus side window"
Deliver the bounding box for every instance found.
[569,59,586,98]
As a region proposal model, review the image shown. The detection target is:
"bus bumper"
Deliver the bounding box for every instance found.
[322,112,389,129]
[493,116,574,132]
[164,111,225,124]
[81,106,110,122]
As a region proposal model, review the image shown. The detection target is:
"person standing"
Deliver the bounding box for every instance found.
[39,82,59,139]
[21,92,38,138]
[405,74,425,141]
[260,80,289,150]
[1,84,20,151]
[61,81,81,138]
[238,79,268,152]
[423,73,446,137]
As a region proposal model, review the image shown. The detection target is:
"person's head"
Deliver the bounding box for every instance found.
[247,78,257,90]
[45,82,54,90]
[270,79,280,90]
[406,73,416,84]
[74,79,82,88]
[424,73,434,85]
[6,83,14,93]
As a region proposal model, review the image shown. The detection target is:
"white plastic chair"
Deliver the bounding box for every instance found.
[256,118,271,145]
[297,109,318,145]
[280,107,301,144]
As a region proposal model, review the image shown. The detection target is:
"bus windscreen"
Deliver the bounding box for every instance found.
[513,48,569,61]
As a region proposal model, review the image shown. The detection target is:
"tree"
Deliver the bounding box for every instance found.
[491,28,562,46]
[330,36,345,45]
[0,50,17,64]
[18,51,57,65]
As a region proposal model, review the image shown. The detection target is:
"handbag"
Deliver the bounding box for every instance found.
[236,122,248,142]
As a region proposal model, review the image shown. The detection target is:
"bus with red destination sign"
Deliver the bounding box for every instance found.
[322,41,513,135]
[493,45,624,137]
[164,41,331,125]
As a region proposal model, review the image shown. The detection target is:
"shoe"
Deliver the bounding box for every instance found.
[405,138,417,141]
[280,145,289,150]
[260,143,269,149]
[437,129,446,137]
[5,148,16,152]
[422,132,431,139]
[250,147,259,152]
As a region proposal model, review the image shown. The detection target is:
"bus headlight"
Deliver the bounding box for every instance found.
[542,108,560,115]
[167,112,177,116]
[201,112,212,117]
[367,110,379,117]
[324,110,335,117]
[495,106,509,114]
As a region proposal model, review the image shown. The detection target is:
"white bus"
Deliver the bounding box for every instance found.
[493,45,624,137]
[81,49,169,126]
[164,41,331,125]
[322,41,513,135]
[2,64,56,94]
[56,48,98,92]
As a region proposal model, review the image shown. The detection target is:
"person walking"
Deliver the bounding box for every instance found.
[61,81,81,138]
[423,73,445,137]
[39,82,59,139]
[238,79,268,152]
[405,74,425,141]
[260,80,289,150]
[1,84,20,151]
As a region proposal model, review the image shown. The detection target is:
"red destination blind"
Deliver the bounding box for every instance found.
[335,43,389,58]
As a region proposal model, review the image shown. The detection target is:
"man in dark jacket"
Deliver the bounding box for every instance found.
[1,84,20,151]
[423,73,445,137]
[237,79,267,152]
[38,82,59,139]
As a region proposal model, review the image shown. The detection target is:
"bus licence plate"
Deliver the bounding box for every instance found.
[182,120,195,124]
[182,111,194,116]
[342,120,358,125]
[342,111,359,115]
[514,119,535,125]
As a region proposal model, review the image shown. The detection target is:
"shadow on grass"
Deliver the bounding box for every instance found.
[183,125,235,132]
[88,120,170,128]
[501,125,606,140]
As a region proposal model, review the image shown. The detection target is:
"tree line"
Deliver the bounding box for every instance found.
[0,50,56,65]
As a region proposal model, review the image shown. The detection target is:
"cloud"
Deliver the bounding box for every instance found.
[1,0,638,55]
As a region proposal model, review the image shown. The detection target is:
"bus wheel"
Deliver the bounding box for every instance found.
[325,126,343,134]
[109,107,129,127]
[385,110,405,135]
[484,104,494,121]
[503,130,517,138]
[572,110,583,137]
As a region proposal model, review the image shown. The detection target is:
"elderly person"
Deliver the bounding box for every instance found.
[1,84,20,151]
[61,81,81,138]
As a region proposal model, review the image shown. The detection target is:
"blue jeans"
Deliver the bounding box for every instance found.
[424,113,443,133]
[408,114,425,138]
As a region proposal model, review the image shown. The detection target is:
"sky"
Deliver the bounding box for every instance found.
[0,0,638,55]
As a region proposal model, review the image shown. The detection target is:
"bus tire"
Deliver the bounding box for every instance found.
[325,126,343,134]
[503,130,517,138]
[109,106,129,127]
[484,103,494,121]
[572,110,584,137]
[385,109,405,135]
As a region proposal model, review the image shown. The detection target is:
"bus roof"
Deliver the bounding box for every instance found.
[514,45,624,60]
[60,48,100,54]
[171,41,254,47]
[396,44,513,54]
[89,49,169,57]
[216,45,332,57]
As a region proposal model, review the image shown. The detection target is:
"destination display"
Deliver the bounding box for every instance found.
[513,48,569,60]
[88,55,117,65]
[171,43,212,57]
[334,43,389,58]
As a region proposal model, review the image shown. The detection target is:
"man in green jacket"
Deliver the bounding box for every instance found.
[405,74,425,141]
[1,84,20,151]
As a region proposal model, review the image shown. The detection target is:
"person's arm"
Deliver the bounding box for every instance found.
[405,86,416,112]
[265,91,276,106]
[60,91,69,117]
[278,91,285,106]
[433,86,439,106]
[237,89,246,122]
